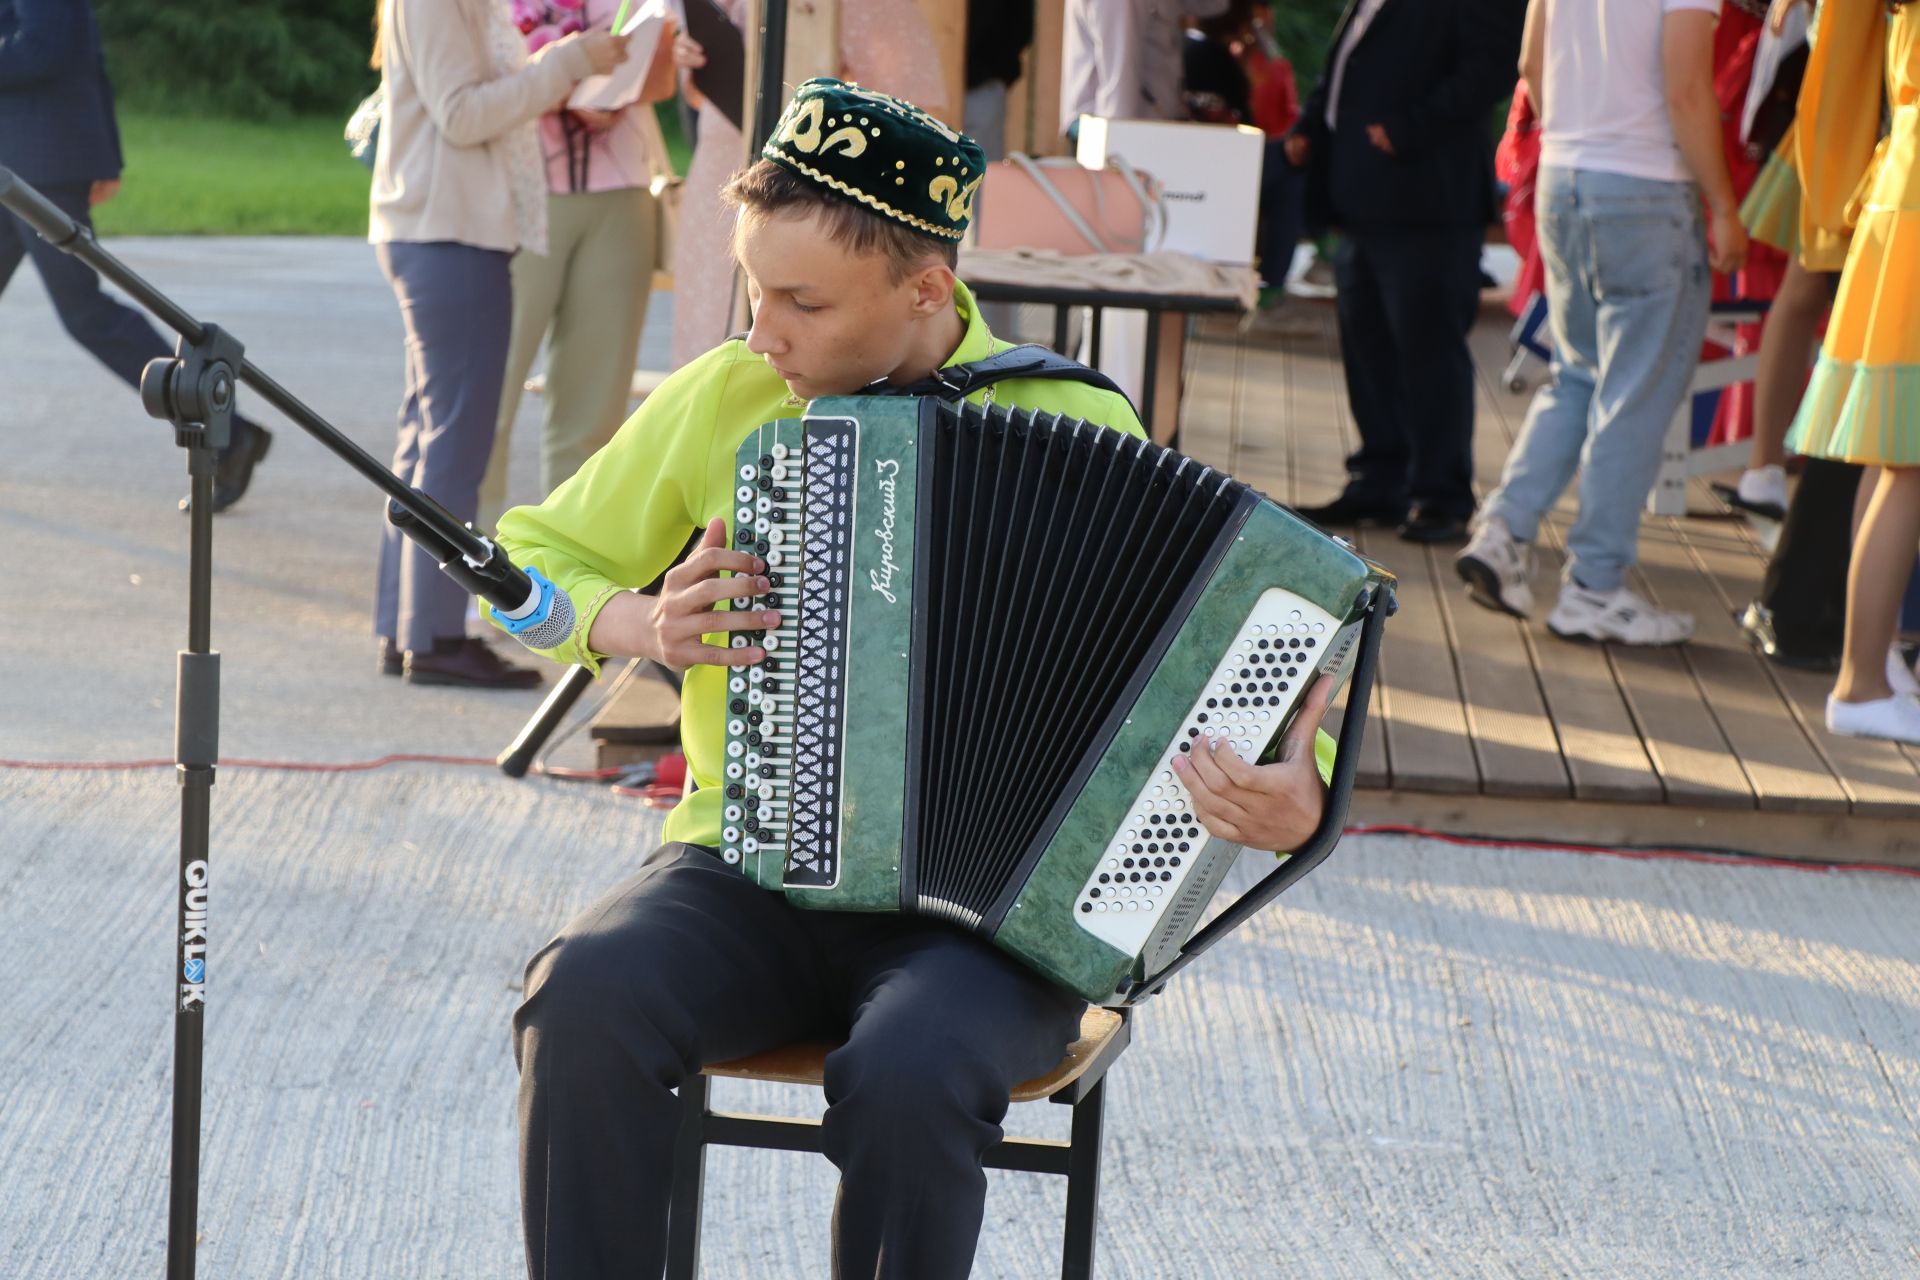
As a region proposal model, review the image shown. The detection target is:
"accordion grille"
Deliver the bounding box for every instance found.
[910,403,1246,921]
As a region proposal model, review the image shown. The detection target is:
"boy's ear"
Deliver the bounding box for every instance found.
[907,260,957,317]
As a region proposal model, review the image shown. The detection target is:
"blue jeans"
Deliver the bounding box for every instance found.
[1483,166,1710,592]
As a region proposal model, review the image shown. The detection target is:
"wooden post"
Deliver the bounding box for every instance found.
[1013,0,1066,156]
[782,0,840,88]
[915,0,967,123]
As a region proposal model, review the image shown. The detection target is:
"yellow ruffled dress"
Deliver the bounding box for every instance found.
[1740,137,1805,259]
[1788,2,1920,465]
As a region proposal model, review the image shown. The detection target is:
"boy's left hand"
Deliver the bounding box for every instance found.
[1172,673,1334,853]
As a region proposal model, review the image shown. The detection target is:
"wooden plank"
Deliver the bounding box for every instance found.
[1671,508,1920,816]
[1509,538,1663,802]
[1630,518,1848,813]
[1351,789,1920,871]
[1466,316,1662,803]
[1423,543,1572,799]
[1353,526,1480,795]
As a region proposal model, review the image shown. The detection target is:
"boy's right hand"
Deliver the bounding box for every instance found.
[645,518,778,670]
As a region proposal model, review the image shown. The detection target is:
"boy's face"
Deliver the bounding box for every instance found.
[735,208,949,400]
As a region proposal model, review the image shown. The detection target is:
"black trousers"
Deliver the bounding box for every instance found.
[513,844,1086,1280]
[1331,224,1484,521]
[1758,457,1862,662]
[0,182,262,433]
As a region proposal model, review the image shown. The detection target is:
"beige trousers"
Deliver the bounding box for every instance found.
[480,186,658,532]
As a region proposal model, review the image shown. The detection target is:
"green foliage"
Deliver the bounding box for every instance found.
[93,112,372,236]
[97,0,379,119]
[1264,0,1349,89]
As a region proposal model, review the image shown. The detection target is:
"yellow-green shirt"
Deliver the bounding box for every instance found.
[492,281,1332,848]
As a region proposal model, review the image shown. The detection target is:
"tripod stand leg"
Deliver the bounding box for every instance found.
[168,448,219,1280]
[498,662,600,777]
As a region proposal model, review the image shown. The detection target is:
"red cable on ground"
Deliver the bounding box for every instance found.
[0,754,623,780]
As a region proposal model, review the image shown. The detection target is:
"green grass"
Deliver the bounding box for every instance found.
[92,110,372,237]
[92,103,694,238]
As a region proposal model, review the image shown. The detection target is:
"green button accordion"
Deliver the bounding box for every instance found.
[719,395,1393,1003]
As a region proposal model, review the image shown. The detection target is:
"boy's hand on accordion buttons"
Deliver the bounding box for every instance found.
[1172,673,1334,853]
[646,518,778,671]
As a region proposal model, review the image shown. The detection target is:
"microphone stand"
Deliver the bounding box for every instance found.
[0,167,546,1280]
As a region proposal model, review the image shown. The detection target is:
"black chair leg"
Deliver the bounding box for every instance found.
[665,1073,710,1280]
[1060,1079,1107,1280]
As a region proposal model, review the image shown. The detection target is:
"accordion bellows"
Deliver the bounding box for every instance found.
[717,396,1392,1002]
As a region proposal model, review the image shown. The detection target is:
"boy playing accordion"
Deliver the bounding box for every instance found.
[492,79,1335,1278]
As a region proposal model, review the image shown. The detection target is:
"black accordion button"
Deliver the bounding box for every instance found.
[771,487,787,502]
[1081,903,1093,913]
[747,731,762,747]
[748,711,763,725]
[726,784,743,799]
[759,454,773,469]
[730,698,746,714]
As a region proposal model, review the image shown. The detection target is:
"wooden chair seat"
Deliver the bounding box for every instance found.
[703,1006,1125,1103]
[670,1006,1132,1278]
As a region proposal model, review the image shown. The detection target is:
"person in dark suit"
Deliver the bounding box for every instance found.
[1285,0,1522,543]
[0,0,271,512]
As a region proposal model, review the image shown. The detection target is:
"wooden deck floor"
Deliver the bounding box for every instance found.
[1178,303,1920,864]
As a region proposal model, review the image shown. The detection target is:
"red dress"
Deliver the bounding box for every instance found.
[1709,3,1788,445]
[1495,85,1542,320]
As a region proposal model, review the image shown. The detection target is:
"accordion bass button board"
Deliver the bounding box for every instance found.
[719,395,1394,1003]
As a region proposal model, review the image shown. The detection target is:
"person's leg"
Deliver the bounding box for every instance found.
[381,241,514,654]
[374,243,429,650]
[1560,173,1711,594]
[1310,231,1409,518]
[1478,167,1600,544]
[819,927,1084,1280]
[1256,138,1306,292]
[0,209,27,297]
[1369,224,1483,530]
[1833,466,1920,705]
[514,845,836,1280]
[18,183,175,390]
[1747,260,1834,473]
[1742,457,1863,665]
[480,201,572,534]
[541,187,654,498]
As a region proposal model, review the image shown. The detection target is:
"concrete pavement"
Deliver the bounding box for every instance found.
[1,237,1916,1278]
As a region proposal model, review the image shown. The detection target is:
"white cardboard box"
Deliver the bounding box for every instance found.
[1075,117,1265,265]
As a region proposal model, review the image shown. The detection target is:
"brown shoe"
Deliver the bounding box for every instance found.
[404,637,543,689]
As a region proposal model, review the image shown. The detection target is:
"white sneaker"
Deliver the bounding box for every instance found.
[1735,464,1789,518]
[1455,516,1535,617]
[1888,647,1920,698]
[1547,583,1694,646]
[1827,691,1920,745]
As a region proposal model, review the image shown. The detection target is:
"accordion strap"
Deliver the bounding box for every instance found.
[862,344,1137,416]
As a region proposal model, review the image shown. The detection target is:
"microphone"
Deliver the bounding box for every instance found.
[493,563,577,651]
[384,497,575,651]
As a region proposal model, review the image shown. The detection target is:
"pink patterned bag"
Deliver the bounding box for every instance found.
[971,153,1166,256]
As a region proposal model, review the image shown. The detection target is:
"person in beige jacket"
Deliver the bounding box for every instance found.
[367,0,625,689]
